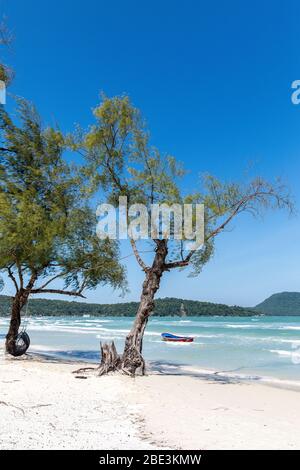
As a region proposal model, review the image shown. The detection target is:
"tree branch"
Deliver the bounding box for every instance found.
[25,271,38,291]
[130,238,149,271]
[30,288,86,298]
[7,266,19,292]
[206,199,245,241]
[164,260,189,270]
[35,272,65,290]
[16,262,24,289]
[165,191,269,270]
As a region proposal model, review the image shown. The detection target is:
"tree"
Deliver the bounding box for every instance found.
[0,100,126,356]
[0,17,14,86]
[80,95,292,376]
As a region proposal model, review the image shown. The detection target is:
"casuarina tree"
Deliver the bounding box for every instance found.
[79,95,292,376]
[0,18,14,88]
[0,100,126,356]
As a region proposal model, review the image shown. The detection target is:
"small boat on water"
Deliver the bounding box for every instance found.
[161,332,194,343]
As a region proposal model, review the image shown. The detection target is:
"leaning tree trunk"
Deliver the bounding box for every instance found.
[82,241,168,377]
[74,241,168,377]
[6,290,29,356]
[121,240,168,375]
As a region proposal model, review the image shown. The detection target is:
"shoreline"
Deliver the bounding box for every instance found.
[23,349,300,393]
[1,356,300,449]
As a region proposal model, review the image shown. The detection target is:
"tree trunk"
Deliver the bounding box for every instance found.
[5,290,29,356]
[90,241,167,377]
[121,240,168,375]
[98,341,122,376]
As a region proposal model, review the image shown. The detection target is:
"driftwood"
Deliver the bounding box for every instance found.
[0,400,25,415]
[98,342,121,376]
[72,341,122,377]
[72,341,146,377]
[72,366,96,374]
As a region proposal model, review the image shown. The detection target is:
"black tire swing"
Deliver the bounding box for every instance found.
[13,297,31,356]
[13,330,30,356]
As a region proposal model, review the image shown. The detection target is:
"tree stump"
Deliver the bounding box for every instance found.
[98,341,121,376]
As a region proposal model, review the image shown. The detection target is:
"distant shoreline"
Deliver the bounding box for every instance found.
[0,294,258,317]
[1,313,264,317]
[2,292,300,316]
[24,352,300,392]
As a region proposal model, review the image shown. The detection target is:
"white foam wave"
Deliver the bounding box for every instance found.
[162,341,196,347]
[280,326,300,331]
[269,349,300,359]
[276,339,300,345]
[27,325,131,335]
[193,334,222,338]
[225,324,254,329]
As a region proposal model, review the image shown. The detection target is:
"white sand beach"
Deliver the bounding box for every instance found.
[0,357,300,450]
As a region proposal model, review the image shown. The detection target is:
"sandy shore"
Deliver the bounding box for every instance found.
[1,357,300,450]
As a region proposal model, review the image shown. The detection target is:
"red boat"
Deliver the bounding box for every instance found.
[161,332,194,343]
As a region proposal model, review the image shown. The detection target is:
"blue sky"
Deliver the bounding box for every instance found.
[1,0,300,306]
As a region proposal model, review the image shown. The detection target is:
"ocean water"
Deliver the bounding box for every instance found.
[1,315,300,387]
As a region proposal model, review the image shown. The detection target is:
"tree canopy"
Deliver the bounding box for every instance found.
[72,94,293,376]
[0,99,126,297]
[0,99,126,355]
[82,95,292,276]
[0,18,13,86]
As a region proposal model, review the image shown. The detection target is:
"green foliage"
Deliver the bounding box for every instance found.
[254,292,300,316]
[0,294,256,317]
[0,19,14,86]
[82,94,292,277]
[187,174,292,275]
[83,94,184,207]
[0,99,126,297]
[0,64,11,85]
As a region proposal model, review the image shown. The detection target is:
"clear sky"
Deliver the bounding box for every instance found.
[1,0,300,307]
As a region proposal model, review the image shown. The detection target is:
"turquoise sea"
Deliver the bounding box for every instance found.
[1,315,300,387]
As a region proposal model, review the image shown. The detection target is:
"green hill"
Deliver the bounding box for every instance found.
[0,295,255,317]
[254,292,300,315]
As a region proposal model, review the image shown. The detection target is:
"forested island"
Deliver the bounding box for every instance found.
[254,292,300,315]
[0,295,256,317]
[2,292,299,317]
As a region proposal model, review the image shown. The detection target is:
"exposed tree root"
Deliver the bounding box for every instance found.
[72,341,145,378]
[97,342,122,376]
[121,344,145,376]
[72,366,97,375]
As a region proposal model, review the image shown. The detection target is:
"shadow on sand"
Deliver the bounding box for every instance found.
[149,360,260,385]
[26,348,255,385]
